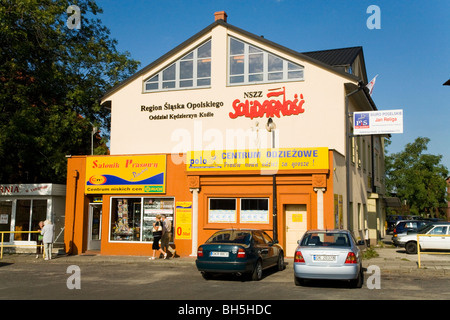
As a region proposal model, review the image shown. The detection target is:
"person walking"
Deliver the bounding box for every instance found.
[41,220,55,260]
[149,215,167,260]
[161,214,172,258]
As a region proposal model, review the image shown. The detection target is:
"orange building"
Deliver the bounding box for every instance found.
[64,12,386,257]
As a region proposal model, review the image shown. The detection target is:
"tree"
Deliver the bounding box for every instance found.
[0,0,139,183]
[385,137,449,217]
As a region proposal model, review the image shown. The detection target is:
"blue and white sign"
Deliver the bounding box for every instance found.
[353,109,403,135]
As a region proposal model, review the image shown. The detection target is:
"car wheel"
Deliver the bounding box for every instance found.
[277,253,285,271]
[294,276,305,286]
[251,259,263,281]
[201,272,213,280]
[405,241,417,254]
[350,266,363,288]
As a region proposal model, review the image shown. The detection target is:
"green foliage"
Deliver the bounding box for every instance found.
[0,0,139,183]
[385,137,449,217]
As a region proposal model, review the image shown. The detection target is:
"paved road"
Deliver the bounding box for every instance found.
[0,247,449,303]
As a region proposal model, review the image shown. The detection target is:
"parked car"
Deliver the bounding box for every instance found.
[386,215,421,233]
[392,220,430,246]
[293,229,364,288]
[396,222,450,254]
[195,229,284,281]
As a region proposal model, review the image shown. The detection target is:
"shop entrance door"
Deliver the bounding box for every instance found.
[88,204,102,251]
[285,204,307,256]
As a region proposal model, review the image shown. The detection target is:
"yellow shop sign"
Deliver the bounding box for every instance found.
[85,155,166,194]
[187,147,328,172]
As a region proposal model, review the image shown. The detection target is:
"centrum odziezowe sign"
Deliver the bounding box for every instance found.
[187,147,329,172]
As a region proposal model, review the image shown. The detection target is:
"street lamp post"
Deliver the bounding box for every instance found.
[266,118,278,242]
[91,126,98,155]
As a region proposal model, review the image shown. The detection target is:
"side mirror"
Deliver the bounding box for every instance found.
[269,240,278,246]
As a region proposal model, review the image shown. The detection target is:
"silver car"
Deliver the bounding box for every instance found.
[293,229,364,288]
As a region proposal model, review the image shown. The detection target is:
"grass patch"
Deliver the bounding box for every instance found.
[362,247,379,259]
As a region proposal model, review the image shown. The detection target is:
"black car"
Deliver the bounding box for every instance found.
[195,229,285,281]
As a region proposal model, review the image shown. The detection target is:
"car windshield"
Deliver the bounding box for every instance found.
[206,230,252,245]
[416,224,434,234]
[300,232,351,247]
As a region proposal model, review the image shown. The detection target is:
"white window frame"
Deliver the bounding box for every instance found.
[228,37,304,86]
[143,40,211,92]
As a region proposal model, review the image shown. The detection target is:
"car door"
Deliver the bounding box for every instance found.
[421,226,448,250]
[262,231,278,266]
[252,231,271,267]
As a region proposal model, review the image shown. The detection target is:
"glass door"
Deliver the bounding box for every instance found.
[88,203,102,250]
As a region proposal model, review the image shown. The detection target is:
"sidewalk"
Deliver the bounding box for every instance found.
[362,246,450,277]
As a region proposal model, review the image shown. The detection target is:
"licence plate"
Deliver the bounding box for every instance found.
[313,255,336,262]
[210,251,229,257]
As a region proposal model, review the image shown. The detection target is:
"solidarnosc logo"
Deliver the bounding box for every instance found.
[354,113,370,129]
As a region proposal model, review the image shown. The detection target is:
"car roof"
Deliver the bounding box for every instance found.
[216,229,258,232]
[305,229,350,233]
[430,222,450,226]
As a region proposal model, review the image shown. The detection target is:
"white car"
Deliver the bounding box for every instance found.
[396,222,450,254]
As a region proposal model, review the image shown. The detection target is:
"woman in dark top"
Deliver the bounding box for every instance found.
[149,215,167,260]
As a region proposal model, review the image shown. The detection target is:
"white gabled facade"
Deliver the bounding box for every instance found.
[99,12,386,246]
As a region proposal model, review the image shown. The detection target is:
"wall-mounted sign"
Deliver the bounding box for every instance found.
[187,147,328,172]
[85,155,166,194]
[353,109,403,135]
[139,87,306,122]
[175,201,192,240]
[229,87,306,120]
[0,184,65,196]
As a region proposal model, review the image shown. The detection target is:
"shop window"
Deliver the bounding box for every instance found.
[208,198,237,223]
[208,198,269,225]
[240,198,269,224]
[110,197,174,242]
[229,37,304,85]
[14,200,47,241]
[0,201,12,242]
[144,40,211,92]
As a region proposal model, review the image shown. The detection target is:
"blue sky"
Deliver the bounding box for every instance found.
[95,0,450,171]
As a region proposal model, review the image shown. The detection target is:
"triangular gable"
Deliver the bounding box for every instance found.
[101,19,360,102]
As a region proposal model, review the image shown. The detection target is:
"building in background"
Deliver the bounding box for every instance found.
[0,184,66,251]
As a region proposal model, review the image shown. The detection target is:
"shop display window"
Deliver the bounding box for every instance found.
[208,198,237,223]
[110,197,174,242]
[0,201,13,242]
[14,200,47,241]
[229,37,304,85]
[144,40,211,92]
[240,198,269,224]
[208,198,269,225]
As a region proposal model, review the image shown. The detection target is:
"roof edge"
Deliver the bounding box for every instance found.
[101,19,361,103]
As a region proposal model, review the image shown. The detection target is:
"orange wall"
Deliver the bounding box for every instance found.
[64,156,89,255]
[64,151,334,257]
[99,155,193,256]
